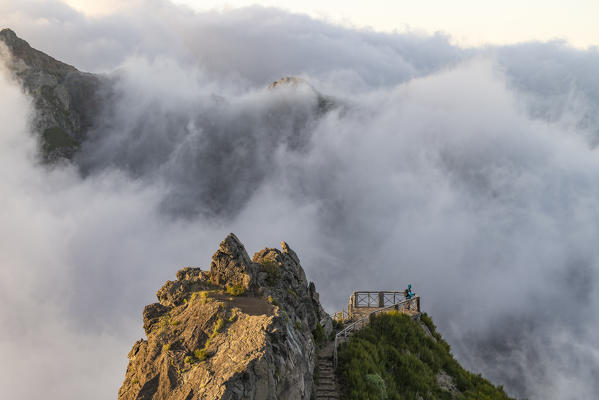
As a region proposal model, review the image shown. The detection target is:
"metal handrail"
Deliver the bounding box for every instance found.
[333,296,420,367]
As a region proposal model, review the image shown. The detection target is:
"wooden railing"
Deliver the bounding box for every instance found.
[333,296,420,367]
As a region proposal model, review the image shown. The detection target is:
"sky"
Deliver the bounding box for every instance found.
[2,1,599,399]
[61,0,599,49]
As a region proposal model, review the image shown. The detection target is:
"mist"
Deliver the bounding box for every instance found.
[1,1,599,399]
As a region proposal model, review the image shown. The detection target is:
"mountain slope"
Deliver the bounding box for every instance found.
[337,312,515,400]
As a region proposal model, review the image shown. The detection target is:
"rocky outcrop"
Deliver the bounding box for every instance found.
[268,76,335,114]
[119,234,332,400]
[0,28,106,161]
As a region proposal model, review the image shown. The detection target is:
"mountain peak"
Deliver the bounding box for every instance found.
[268,76,310,89]
[0,28,17,40]
[119,234,333,400]
[0,28,77,75]
[0,29,102,162]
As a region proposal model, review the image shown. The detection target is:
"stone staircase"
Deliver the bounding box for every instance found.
[315,341,340,399]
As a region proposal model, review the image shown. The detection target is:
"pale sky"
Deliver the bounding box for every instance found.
[63,0,599,49]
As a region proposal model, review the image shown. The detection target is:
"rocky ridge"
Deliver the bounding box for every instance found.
[119,233,332,400]
[0,28,105,161]
[0,29,337,165]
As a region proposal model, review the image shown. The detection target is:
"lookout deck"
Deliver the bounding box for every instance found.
[331,291,421,367]
[333,290,421,322]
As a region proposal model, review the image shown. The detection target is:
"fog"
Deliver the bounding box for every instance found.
[1,1,599,399]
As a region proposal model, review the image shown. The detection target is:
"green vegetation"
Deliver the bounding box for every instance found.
[332,319,344,331]
[312,322,325,347]
[194,349,207,361]
[260,259,281,285]
[184,355,195,364]
[190,291,209,304]
[337,312,514,400]
[213,317,225,334]
[267,295,279,307]
[42,127,78,158]
[226,285,246,296]
[228,308,239,322]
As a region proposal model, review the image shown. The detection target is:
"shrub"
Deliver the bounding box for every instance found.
[267,295,279,307]
[190,291,209,304]
[226,285,246,296]
[365,373,386,400]
[228,308,239,322]
[214,317,225,334]
[312,322,325,346]
[184,355,195,364]
[261,259,281,286]
[332,319,344,331]
[194,349,207,361]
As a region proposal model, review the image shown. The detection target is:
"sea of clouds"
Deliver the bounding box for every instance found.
[1,1,599,399]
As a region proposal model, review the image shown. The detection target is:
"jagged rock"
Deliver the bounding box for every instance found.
[436,369,459,397]
[0,28,106,161]
[119,234,332,400]
[210,233,259,291]
[143,303,171,335]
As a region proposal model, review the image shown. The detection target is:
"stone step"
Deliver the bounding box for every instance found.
[316,342,341,400]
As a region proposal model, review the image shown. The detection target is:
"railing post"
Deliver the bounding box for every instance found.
[416,296,420,312]
[378,291,384,307]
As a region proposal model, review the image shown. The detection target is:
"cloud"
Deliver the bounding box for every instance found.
[2,2,599,399]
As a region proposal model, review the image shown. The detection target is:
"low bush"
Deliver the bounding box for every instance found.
[312,322,325,347]
[260,259,281,286]
[226,285,246,296]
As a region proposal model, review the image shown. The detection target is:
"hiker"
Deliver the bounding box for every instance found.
[404,284,415,300]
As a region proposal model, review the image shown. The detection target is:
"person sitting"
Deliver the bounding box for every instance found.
[404,284,415,299]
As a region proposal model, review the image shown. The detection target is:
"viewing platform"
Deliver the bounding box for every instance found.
[331,290,421,367]
[333,290,421,323]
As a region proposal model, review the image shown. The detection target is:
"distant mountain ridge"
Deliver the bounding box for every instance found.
[0,28,105,161]
[0,29,335,165]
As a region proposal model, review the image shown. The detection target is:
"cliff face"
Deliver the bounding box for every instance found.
[0,28,106,161]
[119,234,332,400]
